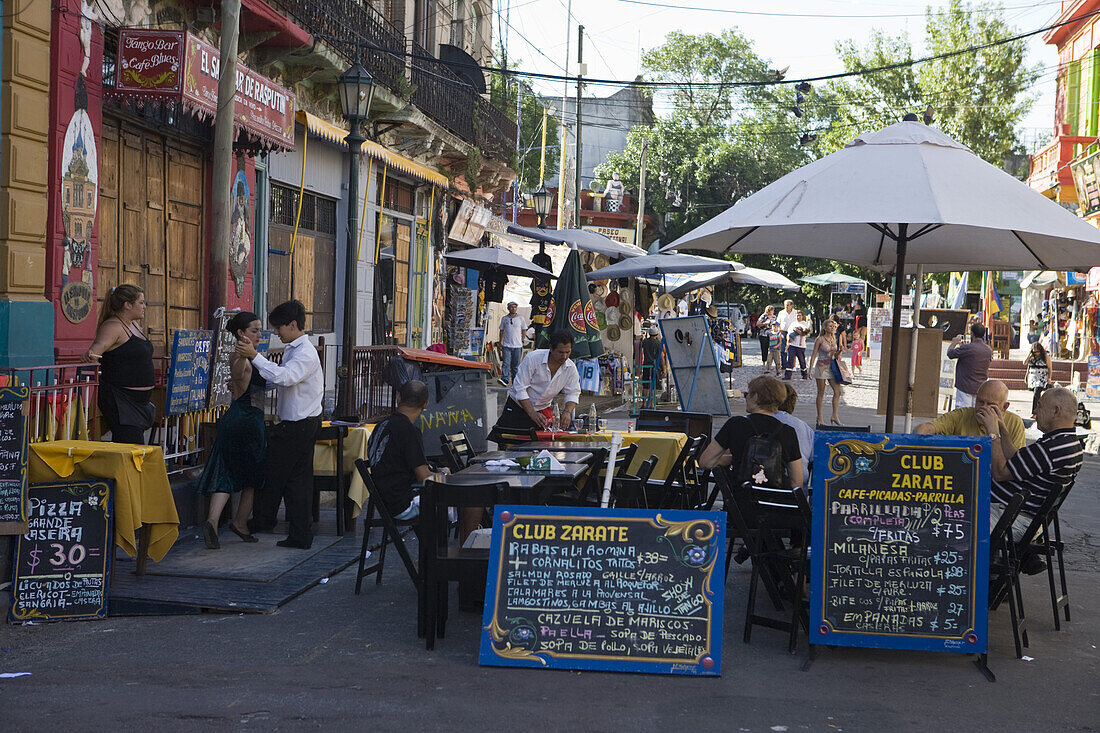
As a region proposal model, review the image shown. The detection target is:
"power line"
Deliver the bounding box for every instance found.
[605,0,1063,20]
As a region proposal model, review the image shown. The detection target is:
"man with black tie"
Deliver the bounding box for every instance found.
[237,300,324,549]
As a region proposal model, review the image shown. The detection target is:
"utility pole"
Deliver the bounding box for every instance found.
[557,0,571,228]
[210,0,241,317]
[574,25,584,226]
[635,141,647,249]
[539,106,550,184]
[513,82,522,222]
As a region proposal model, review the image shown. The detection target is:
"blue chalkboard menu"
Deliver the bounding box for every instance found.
[809,432,990,654]
[166,329,214,415]
[480,505,725,676]
[0,385,29,531]
[10,480,114,622]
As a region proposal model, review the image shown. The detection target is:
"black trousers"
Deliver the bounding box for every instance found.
[252,416,321,545]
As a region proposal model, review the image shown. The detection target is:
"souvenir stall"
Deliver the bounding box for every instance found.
[585,255,635,399]
[1022,270,1093,361]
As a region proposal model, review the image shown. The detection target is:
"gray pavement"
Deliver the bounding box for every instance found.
[2,381,1100,730]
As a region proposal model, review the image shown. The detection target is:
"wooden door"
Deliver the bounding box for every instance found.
[292,233,316,331]
[98,124,120,300]
[167,145,204,333]
[312,232,335,332]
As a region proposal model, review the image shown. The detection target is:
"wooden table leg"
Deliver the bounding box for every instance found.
[136,523,151,575]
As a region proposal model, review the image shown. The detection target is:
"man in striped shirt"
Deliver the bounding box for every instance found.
[978,386,1082,543]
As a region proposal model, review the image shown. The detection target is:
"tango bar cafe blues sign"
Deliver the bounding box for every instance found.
[114,29,295,149]
[480,506,725,676]
[810,433,990,654]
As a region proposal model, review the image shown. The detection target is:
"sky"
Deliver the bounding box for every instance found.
[496,0,1066,153]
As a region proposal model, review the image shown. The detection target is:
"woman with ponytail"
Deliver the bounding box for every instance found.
[83,284,156,444]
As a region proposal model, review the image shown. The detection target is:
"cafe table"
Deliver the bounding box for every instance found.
[27,440,179,573]
[531,430,689,480]
[313,422,375,520]
[469,450,594,465]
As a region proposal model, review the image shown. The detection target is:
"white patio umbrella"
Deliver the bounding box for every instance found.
[656,267,800,297]
[799,272,867,286]
[444,246,554,279]
[662,121,1100,430]
[585,252,742,280]
[507,223,648,259]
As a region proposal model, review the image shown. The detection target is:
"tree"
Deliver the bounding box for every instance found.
[823,0,1041,168]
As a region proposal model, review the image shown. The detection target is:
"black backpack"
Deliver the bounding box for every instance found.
[738,416,788,488]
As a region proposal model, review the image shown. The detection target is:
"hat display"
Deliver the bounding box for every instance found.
[619,300,632,317]
[607,325,621,341]
[657,293,676,312]
[619,314,633,331]
[618,277,630,288]
[596,311,607,330]
[593,253,611,271]
[707,305,718,318]
[595,282,610,299]
[604,290,620,308]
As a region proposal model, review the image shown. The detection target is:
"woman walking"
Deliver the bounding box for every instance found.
[195,312,267,549]
[1023,341,1053,413]
[83,284,156,444]
[757,305,775,366]
[809,318,844,425]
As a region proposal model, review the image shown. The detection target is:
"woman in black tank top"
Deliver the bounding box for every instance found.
[84,284,156,444]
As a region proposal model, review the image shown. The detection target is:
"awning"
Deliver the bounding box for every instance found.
[295,110,449,187]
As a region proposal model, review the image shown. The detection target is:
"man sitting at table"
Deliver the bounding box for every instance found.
[366,380,447,521]
[978,386,1082,555]
[489,329,580,441]
[914,379,1026,450]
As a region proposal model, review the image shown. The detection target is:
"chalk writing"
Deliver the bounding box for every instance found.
[0,386,29,524]
[166,330,214,415]
[809,433,990,653]
[480,506,725,675]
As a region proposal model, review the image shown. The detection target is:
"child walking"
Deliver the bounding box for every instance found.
[850,333,864,375]
[763,322,783,376]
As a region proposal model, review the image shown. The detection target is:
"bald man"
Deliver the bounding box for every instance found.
[979,386,1083,541]
[915,379,1026,450]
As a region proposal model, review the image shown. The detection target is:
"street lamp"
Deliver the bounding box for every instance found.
[337,62,375,421]
[531,185,553,229]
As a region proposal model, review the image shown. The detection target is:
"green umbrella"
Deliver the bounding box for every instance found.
[537,249,604,359]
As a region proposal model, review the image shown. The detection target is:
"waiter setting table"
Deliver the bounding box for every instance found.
[489,330,580,441]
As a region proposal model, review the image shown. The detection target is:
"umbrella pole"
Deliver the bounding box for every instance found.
[884,224,908,433]
[904,264,924,432]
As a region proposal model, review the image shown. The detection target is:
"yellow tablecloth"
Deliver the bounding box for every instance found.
[29,441,179,561]
[313,424,374,518]
[542,430,688,479]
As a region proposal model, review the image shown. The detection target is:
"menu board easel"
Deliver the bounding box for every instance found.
[166,329,214,415]
[809,432,992,679]
[480,505,725,676]
[0,385,30,534]
[10,480,114,623]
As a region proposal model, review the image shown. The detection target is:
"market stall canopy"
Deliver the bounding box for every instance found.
[1019,270,1060,289]
[444,246,555,279]
[656,267,800,297]
[585,253,742,280]
[507,224,647,259]
[661,120,1100,430]
[800,272,868,286]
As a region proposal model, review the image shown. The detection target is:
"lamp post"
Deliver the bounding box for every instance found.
[337,62,375,420]
[531,185,553,229]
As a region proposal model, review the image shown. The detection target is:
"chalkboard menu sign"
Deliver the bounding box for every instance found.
[809,433,990,653]
[0,385,29,531]
[10,480,114,622]
[208,312,273,410]
[480,506,725,675]
[166,329,214,415]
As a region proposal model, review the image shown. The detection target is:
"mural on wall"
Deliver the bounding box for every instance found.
[229,168,252,297]
[58,0,102,323]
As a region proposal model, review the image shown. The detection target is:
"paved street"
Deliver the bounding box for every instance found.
[3,384,1099,731]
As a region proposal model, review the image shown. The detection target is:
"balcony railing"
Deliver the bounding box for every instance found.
[271,0,407,94]
[409,40,517,158]
[1028,139,1060,182]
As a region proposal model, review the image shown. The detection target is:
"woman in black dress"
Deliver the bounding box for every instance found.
[83,284,156,444]
[195,312,267,549]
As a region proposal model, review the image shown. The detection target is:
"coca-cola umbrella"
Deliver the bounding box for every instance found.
[536,248,604,358]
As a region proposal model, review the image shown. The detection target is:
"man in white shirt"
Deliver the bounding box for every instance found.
[498,302,526,385]
[489,330,581,440]
[237,300,324,549]
[775,299,797,374]
[783,309,811,380]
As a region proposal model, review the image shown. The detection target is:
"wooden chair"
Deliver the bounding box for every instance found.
[990,320,1011,359]
[420,478,508,650]
[313,424,350,535]
[988,490,1030,659]
[352,460,421,598]
[646,435,709,509]
[492,426,538,449]
[574,444,637,507]
[549,447,609,506]
[739,481,812,653]
[439,431,475,472]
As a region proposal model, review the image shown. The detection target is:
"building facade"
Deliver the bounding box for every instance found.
[25,0,514,363]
